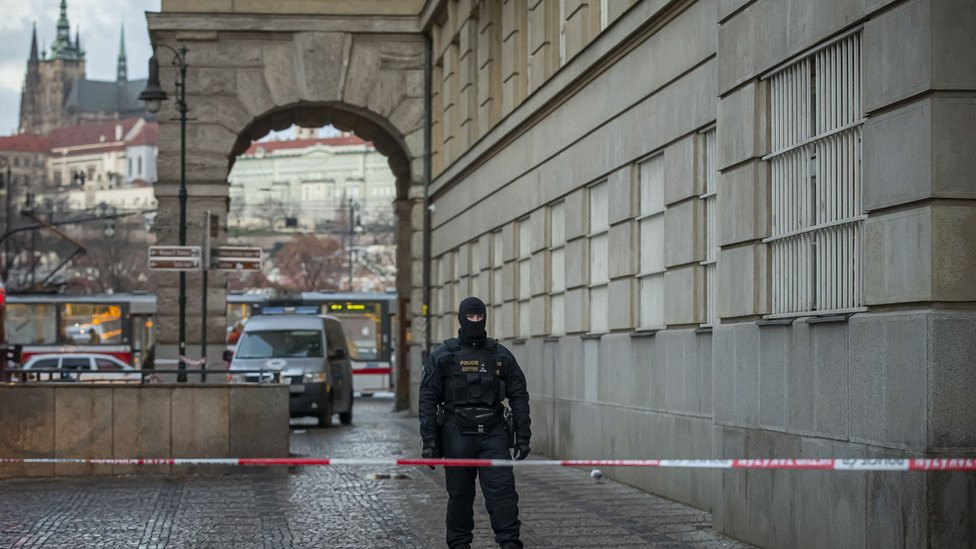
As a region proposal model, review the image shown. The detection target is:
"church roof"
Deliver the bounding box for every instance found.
[64,79,148,117]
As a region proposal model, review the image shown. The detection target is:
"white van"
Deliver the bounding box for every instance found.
[229,314,354,427]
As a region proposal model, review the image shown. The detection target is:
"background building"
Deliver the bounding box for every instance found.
[228,134,397,232]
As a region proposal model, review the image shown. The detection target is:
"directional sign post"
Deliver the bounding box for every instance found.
[211,246,262,271]
[148,246,202,271]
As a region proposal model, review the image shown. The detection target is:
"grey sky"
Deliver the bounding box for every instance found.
[0,0,160,135]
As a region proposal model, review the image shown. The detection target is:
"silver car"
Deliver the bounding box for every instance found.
[21,354,141,383]
[229,314,354,427]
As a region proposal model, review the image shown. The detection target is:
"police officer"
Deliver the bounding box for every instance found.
[420,296,531,549]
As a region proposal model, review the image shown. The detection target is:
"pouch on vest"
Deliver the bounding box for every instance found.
[452,405,499,435]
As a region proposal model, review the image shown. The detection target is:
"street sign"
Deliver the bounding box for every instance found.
[149,257,202,270]
[212,246,261,259]
[149,246,201,258]
[211,246,262,271]
[212,258,262,271]
[148,245,203,271]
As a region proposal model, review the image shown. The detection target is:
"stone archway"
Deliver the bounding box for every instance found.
[147,12,426,409]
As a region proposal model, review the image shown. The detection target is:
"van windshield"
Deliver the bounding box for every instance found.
[236,330,323,359]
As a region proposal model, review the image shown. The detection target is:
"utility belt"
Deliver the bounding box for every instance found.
[444,405,505,436]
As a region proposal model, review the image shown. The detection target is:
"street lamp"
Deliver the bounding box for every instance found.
[140,44,189,382]
[0,154,10,283]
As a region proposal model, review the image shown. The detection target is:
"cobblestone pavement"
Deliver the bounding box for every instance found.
[0,397,751,548]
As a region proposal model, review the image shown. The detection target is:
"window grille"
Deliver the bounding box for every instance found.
[549,201,566,335]
[588,182,609,332]
[638,155,666,329]
[699,128,718,326]
[470,240,481,298]
[491,230,505,336]
[517,217,532,338]
[764,32,864,316]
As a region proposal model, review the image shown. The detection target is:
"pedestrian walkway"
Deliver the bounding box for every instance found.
[0,398,751,548]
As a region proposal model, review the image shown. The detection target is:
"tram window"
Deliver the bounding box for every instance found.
[330,308,381,361]
[5,304,57,344]
[60,304,123,345]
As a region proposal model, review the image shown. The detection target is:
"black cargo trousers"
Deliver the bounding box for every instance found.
[440,420,522,549]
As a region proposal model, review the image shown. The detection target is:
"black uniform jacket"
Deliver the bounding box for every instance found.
[419,337,531,449]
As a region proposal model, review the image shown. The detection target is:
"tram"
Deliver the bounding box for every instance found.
[4,293,156,367]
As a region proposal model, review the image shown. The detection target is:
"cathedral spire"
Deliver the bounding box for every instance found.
[116,23,127,82]
[29,22,38,61]
[56,0,70,45]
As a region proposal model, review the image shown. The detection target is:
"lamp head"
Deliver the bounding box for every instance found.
[138,55,168,113]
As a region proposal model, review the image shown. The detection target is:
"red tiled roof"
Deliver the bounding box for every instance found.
[243,135,368,155]
[127,122,158,147]
[48,117,142,150]
[0,133,50,153]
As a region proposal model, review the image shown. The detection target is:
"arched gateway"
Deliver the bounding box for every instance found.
[146,7,426,409]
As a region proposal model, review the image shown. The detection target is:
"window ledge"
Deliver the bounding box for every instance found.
[806,314,852,325]
[694,326,712,334]
[629,329,659,338]
[543,335,561,342]
[756,318,794,326]
[510,338,527,345]
[581,333,603,340]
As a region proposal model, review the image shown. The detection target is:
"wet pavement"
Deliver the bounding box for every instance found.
[0,397,750,548]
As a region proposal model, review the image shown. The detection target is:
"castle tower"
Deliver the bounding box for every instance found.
[18,0,86,134]
[117,24,127,82]
[17,23,41,133]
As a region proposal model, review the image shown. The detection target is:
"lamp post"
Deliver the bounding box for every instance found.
[140,44,189,382]
[0,154,10,283]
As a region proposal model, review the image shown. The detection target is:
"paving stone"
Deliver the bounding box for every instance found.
[0,398,751,548]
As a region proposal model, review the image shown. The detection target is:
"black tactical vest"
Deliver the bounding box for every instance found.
[446,340,504,407]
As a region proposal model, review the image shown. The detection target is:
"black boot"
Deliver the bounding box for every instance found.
[451,545,471,549]
[499,542,522,549]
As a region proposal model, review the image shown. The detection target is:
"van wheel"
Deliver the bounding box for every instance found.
[317,391,333,428]
[339,389,354,425]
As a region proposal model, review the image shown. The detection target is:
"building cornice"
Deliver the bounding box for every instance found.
[147,12,422,35]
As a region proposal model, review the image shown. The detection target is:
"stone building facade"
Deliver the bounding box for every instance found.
[422,0,976,547]
[151,0,975,545]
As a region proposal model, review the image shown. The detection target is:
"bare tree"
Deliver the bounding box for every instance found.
[67,219,151,293]
[273,233,345,291]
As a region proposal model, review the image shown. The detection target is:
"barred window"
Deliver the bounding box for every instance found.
[470,239,481,299]
[588,181,609,333]
[549,201,566,335]
[638,155,665,329]
[491,230,505,337]
[699,128,718,326]
[764,32,864,316]
[517,217,532,338]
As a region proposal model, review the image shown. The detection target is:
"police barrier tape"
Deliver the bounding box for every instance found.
[1,458,975,471]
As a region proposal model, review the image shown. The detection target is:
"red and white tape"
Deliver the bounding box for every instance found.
[1,458,975,471]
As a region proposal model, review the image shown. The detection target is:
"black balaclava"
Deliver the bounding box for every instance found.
[457,296,487,345]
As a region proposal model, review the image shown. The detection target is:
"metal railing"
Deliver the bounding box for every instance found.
[2,368,284,384]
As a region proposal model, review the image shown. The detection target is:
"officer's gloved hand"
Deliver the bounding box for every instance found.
[513,444,531,461]
[422,445,441,470]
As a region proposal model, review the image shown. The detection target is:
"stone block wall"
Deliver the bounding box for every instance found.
[426,0,976,546]
[0,384,289,478]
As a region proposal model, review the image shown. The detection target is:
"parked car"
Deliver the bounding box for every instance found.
[228,314,354,427]
[20,353,142,383]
